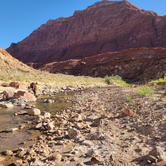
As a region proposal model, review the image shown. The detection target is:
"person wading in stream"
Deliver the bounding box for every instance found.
[33,82,39,97]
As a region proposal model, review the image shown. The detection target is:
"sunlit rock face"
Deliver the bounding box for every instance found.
[6,0,166,68]
[40,47,166,82]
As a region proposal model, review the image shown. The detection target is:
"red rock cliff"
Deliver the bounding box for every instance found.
[6,0,166,67]
[40,47,166,82]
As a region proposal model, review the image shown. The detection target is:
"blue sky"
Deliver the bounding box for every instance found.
[0,0,166,49]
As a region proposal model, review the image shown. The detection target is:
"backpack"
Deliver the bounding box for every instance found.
[30,82,35,89]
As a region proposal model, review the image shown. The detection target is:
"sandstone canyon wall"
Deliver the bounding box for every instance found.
[6,0,166,67]
[40,47,166,82]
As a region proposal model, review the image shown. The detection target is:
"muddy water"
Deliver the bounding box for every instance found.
[0,107,38,151]
[0,91,73,152]
[32,92,72,114]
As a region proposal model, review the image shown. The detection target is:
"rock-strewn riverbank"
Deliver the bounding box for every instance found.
[1,84,166,166]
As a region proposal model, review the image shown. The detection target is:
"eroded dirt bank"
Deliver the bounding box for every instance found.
[1,85,166,166]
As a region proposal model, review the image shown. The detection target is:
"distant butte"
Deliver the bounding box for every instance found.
[6,0,166,69]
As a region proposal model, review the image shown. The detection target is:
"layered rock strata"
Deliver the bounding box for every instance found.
[6,0,166,67]
[40,47,166,82]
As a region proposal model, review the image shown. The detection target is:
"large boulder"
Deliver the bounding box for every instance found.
[14,91,36,101]
[9,82,27,90]
[2,90,15,100]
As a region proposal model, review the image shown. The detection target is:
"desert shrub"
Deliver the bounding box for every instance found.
[104,76,113,84]
[126,96,131,102]
[113,75,122,80]
[104,75,122,84]
[149,74,166,86]
[136,85,153,96]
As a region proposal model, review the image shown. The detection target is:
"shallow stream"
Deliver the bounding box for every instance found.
[0,91,73,151]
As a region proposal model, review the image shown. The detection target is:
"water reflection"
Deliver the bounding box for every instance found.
[33,92,72,114]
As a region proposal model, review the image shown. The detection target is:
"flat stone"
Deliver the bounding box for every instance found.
[17,150,26,158]
[51,153,62,162]
[91,157,100,164]
[146,155,157,163]
[85,115,99,121]
[72,114,83,122]
[0,156,5,162]
[0,102,14,108]
[87,131,105,140]
[91,119,105,127]
[0,128,19,133]
[81,140,94,146]
[68,128,80,139]
[31,161,45,166]
[154,161,166,166]
[44,99,54,103]
[35,123,43,129]
[149,146,166,160]
[87,149,95,157]
[28,108,41,116]
[15,110,27,115]
[124,107,135,116]
[42,111,51,119]
[2,150,13,156]
[14,159,23,165]
[47,121,55,130]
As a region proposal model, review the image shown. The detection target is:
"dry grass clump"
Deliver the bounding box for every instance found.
[136,85,153,97]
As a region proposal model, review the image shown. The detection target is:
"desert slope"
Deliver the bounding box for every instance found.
[0,47,35,76]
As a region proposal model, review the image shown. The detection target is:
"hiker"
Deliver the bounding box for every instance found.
[33,82,39,97]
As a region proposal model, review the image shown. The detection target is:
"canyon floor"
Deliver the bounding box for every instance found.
[1,84,166,166]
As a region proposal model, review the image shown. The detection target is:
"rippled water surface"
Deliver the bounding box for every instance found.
[0,91,73,151]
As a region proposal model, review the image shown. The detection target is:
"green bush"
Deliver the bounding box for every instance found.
[136,85,153,96]
[149,74,166,86]
[104,75,122,85]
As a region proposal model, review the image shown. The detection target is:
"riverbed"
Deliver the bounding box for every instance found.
[0,91,73,152]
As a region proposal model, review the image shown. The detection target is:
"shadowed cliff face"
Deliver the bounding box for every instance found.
[6,0,166,68]
[39,47,166,82]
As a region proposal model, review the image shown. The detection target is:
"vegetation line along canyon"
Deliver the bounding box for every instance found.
[1,0,166,166]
